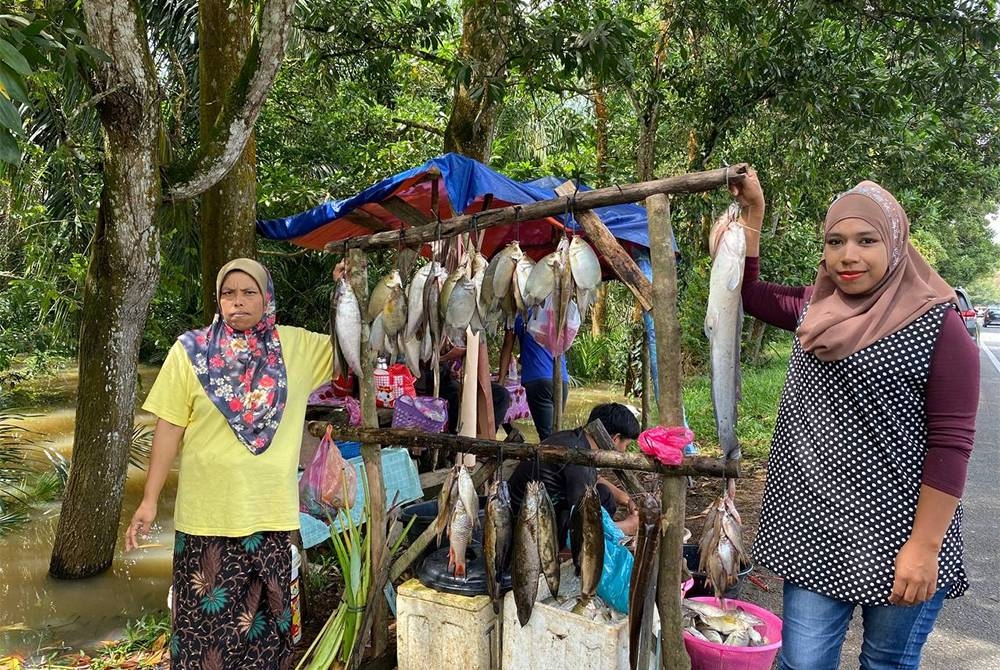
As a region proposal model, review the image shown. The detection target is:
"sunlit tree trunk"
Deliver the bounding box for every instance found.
[50,0,162,578]
[50,0,296,579]
[199,0,257,320]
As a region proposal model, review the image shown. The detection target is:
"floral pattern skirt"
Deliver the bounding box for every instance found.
[170,530,293,669]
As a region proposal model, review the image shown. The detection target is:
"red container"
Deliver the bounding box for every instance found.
[683,597,782,670]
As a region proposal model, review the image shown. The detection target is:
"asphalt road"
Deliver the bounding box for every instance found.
[836,323,1000,670]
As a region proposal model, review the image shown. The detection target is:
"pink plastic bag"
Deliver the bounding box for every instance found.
[527,295,581,357]
[299,426,358,517]
[638,425,694,466]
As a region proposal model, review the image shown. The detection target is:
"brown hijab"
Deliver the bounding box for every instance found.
[796,181,955,362]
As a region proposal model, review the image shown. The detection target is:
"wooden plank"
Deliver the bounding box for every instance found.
[646,194,690,670]
[310,424,738,478]
[325,165,748,252]
[379,195,433,227]
[555,181,654,310]
[346,206,394,232]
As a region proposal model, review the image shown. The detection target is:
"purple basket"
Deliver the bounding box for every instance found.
[392,395,448,433]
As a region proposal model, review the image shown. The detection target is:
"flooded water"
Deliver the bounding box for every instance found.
[0,370,628,658]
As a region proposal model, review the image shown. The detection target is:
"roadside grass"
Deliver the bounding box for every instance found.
[682,349,790,463]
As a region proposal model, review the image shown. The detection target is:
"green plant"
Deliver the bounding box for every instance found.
[0,408,67,536]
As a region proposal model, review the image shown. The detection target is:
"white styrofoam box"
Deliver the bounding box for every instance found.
[501,561,630,670]
[397,578,500,670]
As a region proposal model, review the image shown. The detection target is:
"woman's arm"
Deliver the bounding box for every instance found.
[890,485,959,606]
[125,418,185,551]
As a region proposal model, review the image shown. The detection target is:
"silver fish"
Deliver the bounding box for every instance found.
[491,241,523,299]
[334,279,363,377]
[367,271,401,323]
[405,263,432,340]
[456,465,479,528]
[569,236,601,290]
[523,252,558,307]
[570,484,604,613]
[705,203,746,467]
[513,481,542,626]
[448,500,474,577]
[535,482,560,599]
[484,479,513,613]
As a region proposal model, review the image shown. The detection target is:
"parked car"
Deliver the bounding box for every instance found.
[985,305,1000,328]
[953,287,980,344]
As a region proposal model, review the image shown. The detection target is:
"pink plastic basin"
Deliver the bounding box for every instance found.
[683,597,782,670]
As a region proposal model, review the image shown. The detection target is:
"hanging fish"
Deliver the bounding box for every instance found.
[569,236,601,290]
[484,478,513,613]
[512,481,542,626]
[333,279,363,377]
[535,482,560,600]
[570,484,604,614]
[367,271,401,323]
[491,241,523,300]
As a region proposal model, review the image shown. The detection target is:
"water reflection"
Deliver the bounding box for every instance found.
[0,380,629,656]
[0,409,176,657]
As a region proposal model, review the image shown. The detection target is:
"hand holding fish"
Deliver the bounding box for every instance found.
[727,167,764,210]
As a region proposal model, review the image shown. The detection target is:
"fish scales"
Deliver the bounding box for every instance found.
[512,482,542,626]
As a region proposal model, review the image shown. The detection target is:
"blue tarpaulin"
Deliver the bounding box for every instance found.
[257,153,675,266]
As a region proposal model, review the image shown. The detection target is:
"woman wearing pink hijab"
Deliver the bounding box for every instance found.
[730,171,979,670]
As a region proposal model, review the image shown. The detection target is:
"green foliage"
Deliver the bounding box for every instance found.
[683,346,791,460]
[0,409,68,537]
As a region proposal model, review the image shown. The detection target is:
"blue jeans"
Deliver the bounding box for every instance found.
[779,580,948,670]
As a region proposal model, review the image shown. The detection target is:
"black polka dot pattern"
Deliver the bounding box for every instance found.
[752,303,968,605]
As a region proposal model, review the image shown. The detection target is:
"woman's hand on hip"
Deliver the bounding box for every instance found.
[890,538,940,606]
[125,500,158,552]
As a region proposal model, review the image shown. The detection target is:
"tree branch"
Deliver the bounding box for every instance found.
[162,0,297,201]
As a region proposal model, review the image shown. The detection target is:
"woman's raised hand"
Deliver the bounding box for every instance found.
[730,167,765,210]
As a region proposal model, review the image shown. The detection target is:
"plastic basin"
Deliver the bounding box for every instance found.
[683,597,782,670]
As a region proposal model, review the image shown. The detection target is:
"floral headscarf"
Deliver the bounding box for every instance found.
[178,258,287,454]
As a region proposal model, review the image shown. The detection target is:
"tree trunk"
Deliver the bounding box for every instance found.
[199,0,257,320]
[50,0,162,578]
[593,85,609,186]
[51,0,295,579]
[442,0,511,162]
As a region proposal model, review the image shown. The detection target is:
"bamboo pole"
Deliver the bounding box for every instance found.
[326,165,747,252]
[647,194,691,670]
[309,424,739,478]
[347,248,390,658]
[552,354,563,433]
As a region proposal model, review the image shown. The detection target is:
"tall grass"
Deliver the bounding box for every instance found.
[682,349,790,463]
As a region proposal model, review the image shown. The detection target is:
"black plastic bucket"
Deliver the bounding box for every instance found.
[683,543,753,599]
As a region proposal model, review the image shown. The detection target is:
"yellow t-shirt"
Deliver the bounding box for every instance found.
[143,325,332,536]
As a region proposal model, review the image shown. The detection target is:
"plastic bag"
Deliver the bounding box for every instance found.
[299,425,358,518]
[596,506,633,614]
[527,294,581,357]
[638,425,694,466]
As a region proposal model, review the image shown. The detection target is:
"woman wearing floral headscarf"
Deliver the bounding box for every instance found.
[728,172,979,670]
[125,258,333,669]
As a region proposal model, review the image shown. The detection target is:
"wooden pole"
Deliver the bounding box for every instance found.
[310,424,738,478]
[326,165,747,252]
[646,194,691,670]
[583,420,646,495]
[459,327,479,467]
[347,248,390,658]
[552,353,563,433]
[554,181,653,310]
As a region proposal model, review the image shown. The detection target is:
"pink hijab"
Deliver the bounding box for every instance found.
[796,181,955,362]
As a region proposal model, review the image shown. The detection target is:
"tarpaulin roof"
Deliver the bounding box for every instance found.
[257,153,673,262]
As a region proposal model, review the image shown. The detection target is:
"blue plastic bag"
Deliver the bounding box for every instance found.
[596,507,633,613]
